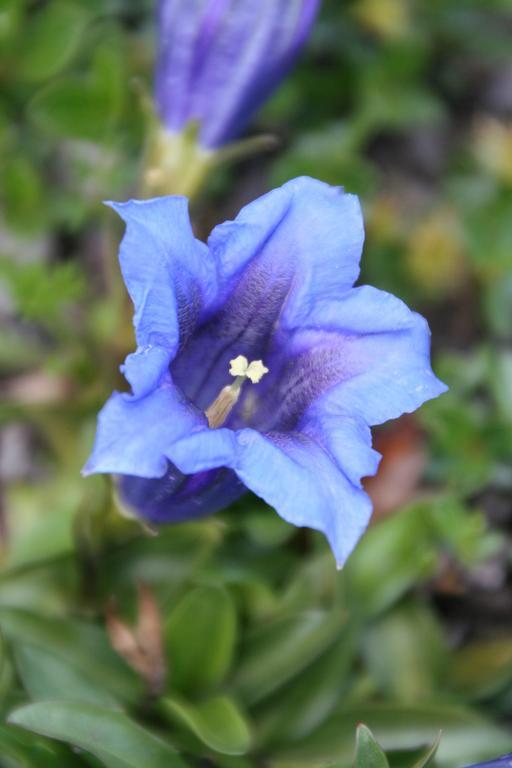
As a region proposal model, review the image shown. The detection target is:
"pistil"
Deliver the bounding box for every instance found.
[205,355,268,429]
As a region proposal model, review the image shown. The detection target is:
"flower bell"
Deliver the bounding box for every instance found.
[84,177,446,567]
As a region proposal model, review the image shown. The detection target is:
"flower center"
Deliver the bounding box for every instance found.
[205,355,269,429]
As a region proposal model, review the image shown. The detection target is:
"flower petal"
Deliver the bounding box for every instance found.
[82,379,205,478]
[82,376,243,523]
[231,417,379,567]
[209,177,363,318]
[289,285,448,426]
[107,196,214,396]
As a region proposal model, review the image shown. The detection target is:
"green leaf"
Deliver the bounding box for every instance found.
[242,509,295,547]
[272,703,512,767]
[361,603,449,702]
[0,722,80,767]
[345,506,436,617]
[257,631,356,745]
[0,609,141,706]
[354,724,390,768]
[162,695,252,756]
[346,497,495,619]
[0,259,84,331]
[232,610,344,705]
[18,1,90,81]
[165,585,237,694]
[15,643,118,707]
[2,154,46,232]
[271,122,377,195]
[8,701,188,768]
[452,637,512,700]
[0,0,23,46]
[28,33,124,141]
[410,732,441,768]
[29,77,111,140]
[488,348,512,423]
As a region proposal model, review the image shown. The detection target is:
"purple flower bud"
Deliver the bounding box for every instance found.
[154,0,320,148]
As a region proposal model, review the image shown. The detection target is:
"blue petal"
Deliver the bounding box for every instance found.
[107,196,214,396]
[464,758,512,768]
[82,373,243,523]
[82,378,207,478]
[231,416,380,567]
[209,177,363,320]
[290,285,448,426]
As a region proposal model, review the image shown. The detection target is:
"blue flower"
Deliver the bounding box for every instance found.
[83,177,446,566]
[464,757,512,768]
[154,0,320,148]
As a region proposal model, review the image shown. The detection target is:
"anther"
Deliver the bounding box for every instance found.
[205,355,268,429]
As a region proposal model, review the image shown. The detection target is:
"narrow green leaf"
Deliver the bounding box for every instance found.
[410,732,441,768]
[232,610,344,705]
[346,505,436,617]
[15,643,118,707]
[0,722,81,767]
[361,603,448,702]
[354,724,390,768]
[257,632,355,745]
[8,701,188,768]
[165,586,237,694]
[162,695,251,756]
[0,609,141,706]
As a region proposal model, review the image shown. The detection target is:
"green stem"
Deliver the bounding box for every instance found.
[141,125,214,199]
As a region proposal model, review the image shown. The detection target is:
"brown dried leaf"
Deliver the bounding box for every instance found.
[365,415,426,521]
[105,585,167,697]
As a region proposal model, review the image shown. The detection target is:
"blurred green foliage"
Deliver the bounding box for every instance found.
[0,0,512,766]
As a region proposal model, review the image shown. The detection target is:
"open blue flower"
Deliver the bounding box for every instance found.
[84,177,446,566]
[464,757,512,767]
[155,0,320,148]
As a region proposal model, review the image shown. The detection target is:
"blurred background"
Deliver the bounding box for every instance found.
[0,1,511,766]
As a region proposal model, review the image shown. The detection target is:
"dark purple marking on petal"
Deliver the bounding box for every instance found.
[171,245,294,410]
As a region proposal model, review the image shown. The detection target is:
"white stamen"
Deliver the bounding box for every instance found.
[229,355,269,384]
[205,356,269,429]
[229,355,249,377]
